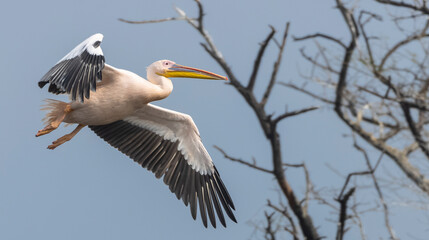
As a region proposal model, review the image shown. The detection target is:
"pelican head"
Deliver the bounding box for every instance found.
[150,60,228,81]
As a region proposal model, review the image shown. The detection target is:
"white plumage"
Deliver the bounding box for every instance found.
[127,104,214,174]
[59,33,104,62]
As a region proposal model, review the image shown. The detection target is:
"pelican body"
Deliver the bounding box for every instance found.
[36,33,236,228]
[66,64,168,125]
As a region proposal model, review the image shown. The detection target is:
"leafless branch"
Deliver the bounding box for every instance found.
[338,171,371,201]
[283,163,312,212]
[379,33,429,71]
[334,0,359,115]
[353,142,398,240]
[350,205,367,240]
[335,187,356,240]
[273,106,319,126]
[400,103,429,158]
[118,17,193,24]
[294,33,347,49]
[375,0,429,15]
[267,200,299,240]
[261,23,290,107]
[214,145,273,174]
[264,211,277,240]
[248,27,276,91]
[279,82,335,104]
[298,48,340,74]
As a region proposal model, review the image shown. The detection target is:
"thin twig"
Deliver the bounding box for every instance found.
[273,106,319,126]
[353,142,397,240]
[118,17,193,24]
[279,82,335,104]
[248,27,276,91]
[375,0,429,15]
[214,145,273,174]
[350,205,367,240]
[267,200,299,240]
[264,211,277,240]
[379,33,429,71]
[294,33,347,49]
[261,23,290,106]
[338,171,371,200]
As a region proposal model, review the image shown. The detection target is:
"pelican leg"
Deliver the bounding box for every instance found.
[36,104,72,137]
[48,124,86,150]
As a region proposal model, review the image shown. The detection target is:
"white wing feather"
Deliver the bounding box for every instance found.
[125,104,214,175]
[59,33,104,62]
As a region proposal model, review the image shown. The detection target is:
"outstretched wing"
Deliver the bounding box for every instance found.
[38,33,105,102]
[89,104,236,228]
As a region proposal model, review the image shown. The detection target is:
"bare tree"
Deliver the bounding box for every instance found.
[289,0,429,238]
[120,0,429,239]
[290,0,429,194]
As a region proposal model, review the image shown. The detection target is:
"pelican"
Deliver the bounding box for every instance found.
[36,33,236,228]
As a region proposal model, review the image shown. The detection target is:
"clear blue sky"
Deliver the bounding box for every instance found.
[1,0,427,239]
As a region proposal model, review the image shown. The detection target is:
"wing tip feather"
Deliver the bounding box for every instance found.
[89,118,237,228]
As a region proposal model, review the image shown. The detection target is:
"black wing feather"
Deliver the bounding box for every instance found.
[39,34,105,102]
[89,120,236,228]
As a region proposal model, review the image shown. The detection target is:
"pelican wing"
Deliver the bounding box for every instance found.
[88,104,236,228]
[38,33,105,102]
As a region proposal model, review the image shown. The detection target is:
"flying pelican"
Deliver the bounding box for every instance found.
[36,33,236,228]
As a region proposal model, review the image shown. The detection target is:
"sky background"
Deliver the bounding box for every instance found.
[1,0,428,239]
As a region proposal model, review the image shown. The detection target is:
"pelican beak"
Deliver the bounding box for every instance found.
[162,64,228,80]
